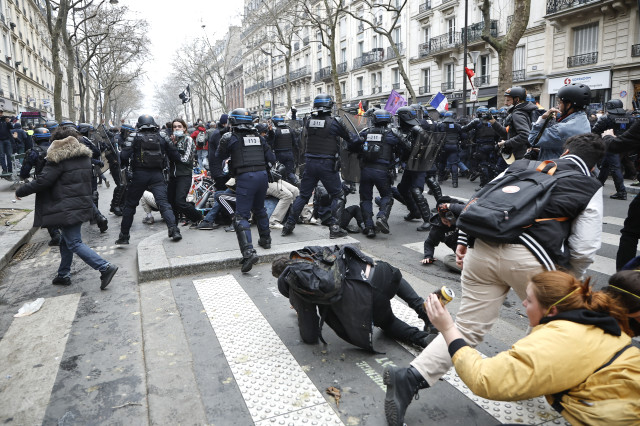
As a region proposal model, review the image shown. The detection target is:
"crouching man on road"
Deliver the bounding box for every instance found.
[15,127,118,289]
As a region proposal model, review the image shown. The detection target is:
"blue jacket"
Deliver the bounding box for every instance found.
[529,111,591,161]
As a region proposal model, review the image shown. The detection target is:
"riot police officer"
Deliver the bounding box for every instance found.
[394,106,443,232]
[462,107,499,189]
[592,99,631,200]
[116,114,182,245]
[75,123,108,233]
[437,112,464,188]
[268,114,300,186]
[410,104,443,204]
[19,127,61,246]
[216,108,277,272]
[356,109,408,238]
[281,93,360,239]
[110,123,135,215]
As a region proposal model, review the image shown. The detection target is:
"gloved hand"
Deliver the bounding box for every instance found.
[97,161,105,168]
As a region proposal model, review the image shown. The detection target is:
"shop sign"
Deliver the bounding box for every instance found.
[548,71,610,94]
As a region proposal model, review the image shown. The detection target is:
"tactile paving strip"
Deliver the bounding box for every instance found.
[194,275,343,424]
[389,298,570,425]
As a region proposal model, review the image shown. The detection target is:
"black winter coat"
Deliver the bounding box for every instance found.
[16,136,94,228]
[492,102,538,159]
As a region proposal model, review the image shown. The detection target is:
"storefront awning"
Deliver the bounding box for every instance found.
[465,95,496,103]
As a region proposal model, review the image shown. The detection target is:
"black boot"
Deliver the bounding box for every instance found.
[391,187,407,206]
[281,221,295,236]
[234,220,259,272]
[168,226,182,241]
[258,233,272,249]
[375,199,393,234]
[425,176,442,203]
[452,172,459,188]
[383,366,429,426]
[610,191,627,200]
[411,188,431,232]
[329,224,348,239]
[363,227,376,238]
[47,227,61,246]
[96,213,108,233]
[115,232,130,245]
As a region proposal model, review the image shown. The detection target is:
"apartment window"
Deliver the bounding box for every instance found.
[574,23,598,55]
[7,75,11,94]
[317,58,322,71]
[358,41,364,56]
[447,18,456,43]
[372,35,378,49]
[340,81,346,96]
[513,45,525,71]
[340,40,346,63]
[446,63,454,83]
[357,77,363,91]
[372,72,378,91]
[422,68,430,91]
[316,31,322,51]
[393,68,400,84]
[423,27,430,43]
[479,55,489,76]
[339,18,346,39]
[393,27,401,44]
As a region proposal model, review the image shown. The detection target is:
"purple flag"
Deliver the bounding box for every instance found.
[384,89,408,114]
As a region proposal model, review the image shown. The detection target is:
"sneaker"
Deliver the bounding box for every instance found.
[169,227,182,241]
[610,192,627,200]
[269,222,284,229]
[329,225,348,239]
[224,225,234,232]
[631,180,640,187]
[104,179,110,188]
[403,212,420,221]
[468,171,481,182]
[281,222,295,236]
[142,216,155,225]
[375,217,390,234]
[196,221,217,230]
[100,264,118,290]
[417,221,431,232]
[52,275,71,286]
[346,223,361,233]
[363,227,376,238]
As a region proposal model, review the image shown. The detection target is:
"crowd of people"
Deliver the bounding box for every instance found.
[7,82,640,422]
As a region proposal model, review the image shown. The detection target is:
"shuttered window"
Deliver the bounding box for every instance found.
[574,23,598,55]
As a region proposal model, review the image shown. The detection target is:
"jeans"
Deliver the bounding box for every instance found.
[58,223,109,277]
[598,152,626,194]
[203,189,233,222]
[0,138,13,172]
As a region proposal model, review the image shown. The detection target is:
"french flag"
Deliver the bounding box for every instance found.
[429,92,449,113]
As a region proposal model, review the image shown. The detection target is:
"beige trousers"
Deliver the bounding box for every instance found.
[411,240,544,385]
[267,180,300,224]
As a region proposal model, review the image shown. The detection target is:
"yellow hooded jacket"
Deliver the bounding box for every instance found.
[451,313,640,425]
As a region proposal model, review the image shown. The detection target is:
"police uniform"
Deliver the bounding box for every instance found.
[592,104,631,199]
[437,116,464,187]
[110,125,134,215]
[76,125,109,233]
[216,108,276,272]
[462,117,499,187]
[357,111,406,237]
[116,115,182,244]
[282,94,359,239]
[268,116,300,185]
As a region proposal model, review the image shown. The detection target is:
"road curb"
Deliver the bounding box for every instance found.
[0,211,37,272]
[136,230,361,283]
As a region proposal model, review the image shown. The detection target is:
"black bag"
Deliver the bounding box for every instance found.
[138,133,164,169]
[284,246,346,305]
[457,160,581,243]
[196,131,206,147]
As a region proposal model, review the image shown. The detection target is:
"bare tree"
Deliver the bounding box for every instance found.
[300,0,346,107]
[480,0,531,98]
[344,0,416,103]
[109,82,142,124]
[153,76,184,125]
[200,30,242,114]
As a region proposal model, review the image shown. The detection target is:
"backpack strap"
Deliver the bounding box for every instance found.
[550,344,633,413]
[535,160,558,175]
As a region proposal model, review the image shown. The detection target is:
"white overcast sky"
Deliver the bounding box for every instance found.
[124,0,243,114]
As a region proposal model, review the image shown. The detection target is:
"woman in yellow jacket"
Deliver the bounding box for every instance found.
[425,270,640,425]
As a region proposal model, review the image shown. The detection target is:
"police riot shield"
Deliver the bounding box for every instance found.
[287,119,304,168]
[96,124,119,173]
[406,130,446,172]
[336,109,368,183]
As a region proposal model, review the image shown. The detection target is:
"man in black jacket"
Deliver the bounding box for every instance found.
[489,87,537,171]
[207,114,229,190]
[272,246,434,350]
[15,128,118,289]
[0,109,13,176]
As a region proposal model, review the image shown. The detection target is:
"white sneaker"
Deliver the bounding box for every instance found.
[270,222,284,229]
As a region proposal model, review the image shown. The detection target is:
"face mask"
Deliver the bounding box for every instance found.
[174,130,184,137]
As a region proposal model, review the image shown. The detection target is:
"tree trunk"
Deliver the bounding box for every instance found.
[63,29,76,121]
[385,34,415,103]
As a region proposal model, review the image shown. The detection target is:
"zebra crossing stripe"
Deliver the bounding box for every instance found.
[603,216,625,227]
[193,275,342,425]
[0,293,81,424]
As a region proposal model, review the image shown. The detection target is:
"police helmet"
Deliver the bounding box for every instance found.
[272,114,287,127]
[498,107,508,115]
[313,93,334,113]
[442,111,454,123]
[605,99,626,115]
[228,108,255,130]
[137,114,159,130]
[396,106,419,127]
[489,107,498,115]
[60,120,76,129]
[476,106,489,118]
[372,109,392,126]
[255,123,268,134]
[121,123,136,133]
[557,83,591,109]
[504,86,526,102]
[526,94,536,103]
[33,127,50,141]
[77,123,93,136]
[45,120,59,130]
[410,103,424,121]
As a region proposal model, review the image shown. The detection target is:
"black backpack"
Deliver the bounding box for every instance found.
[283,246,346,305]
[138,133,164,169]
[457,160,582,243]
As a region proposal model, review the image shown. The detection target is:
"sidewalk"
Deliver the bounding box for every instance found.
[137,222,360,282]
[0,178,37,272]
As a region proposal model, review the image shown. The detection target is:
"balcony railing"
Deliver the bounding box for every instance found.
[357,90,363,96]
[463,20,498,43]
[512,69,526,82]
[418,1,432,14]
[419,86,430,95]
[272,75,287,87]
[429,32,461,54]
[337,61,348,74]
[353,50,384,69]
[289,65,311,80]
[392,83,400,90]
[295,98,301,103]
[304,96,311,102]
[387,43,404,60]
[567,51,597,68]
[418,41,431,57]
[371,86,381,94]
[474,75,490,87]
[441,81,455,92]
[632,44,640,57]
[546,0,599,15]
[314,65,332,82]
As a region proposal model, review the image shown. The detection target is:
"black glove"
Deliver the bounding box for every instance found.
[483,112,493,121]
[97,161,104,168]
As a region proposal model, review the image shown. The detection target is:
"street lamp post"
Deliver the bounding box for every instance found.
[462,0,469,118]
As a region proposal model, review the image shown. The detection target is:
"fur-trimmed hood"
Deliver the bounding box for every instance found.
[45,136,92,164]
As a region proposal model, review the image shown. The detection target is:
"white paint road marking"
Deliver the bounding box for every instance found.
[603,216,625,227]
[0,293,81,425]
[194,275,342,425]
